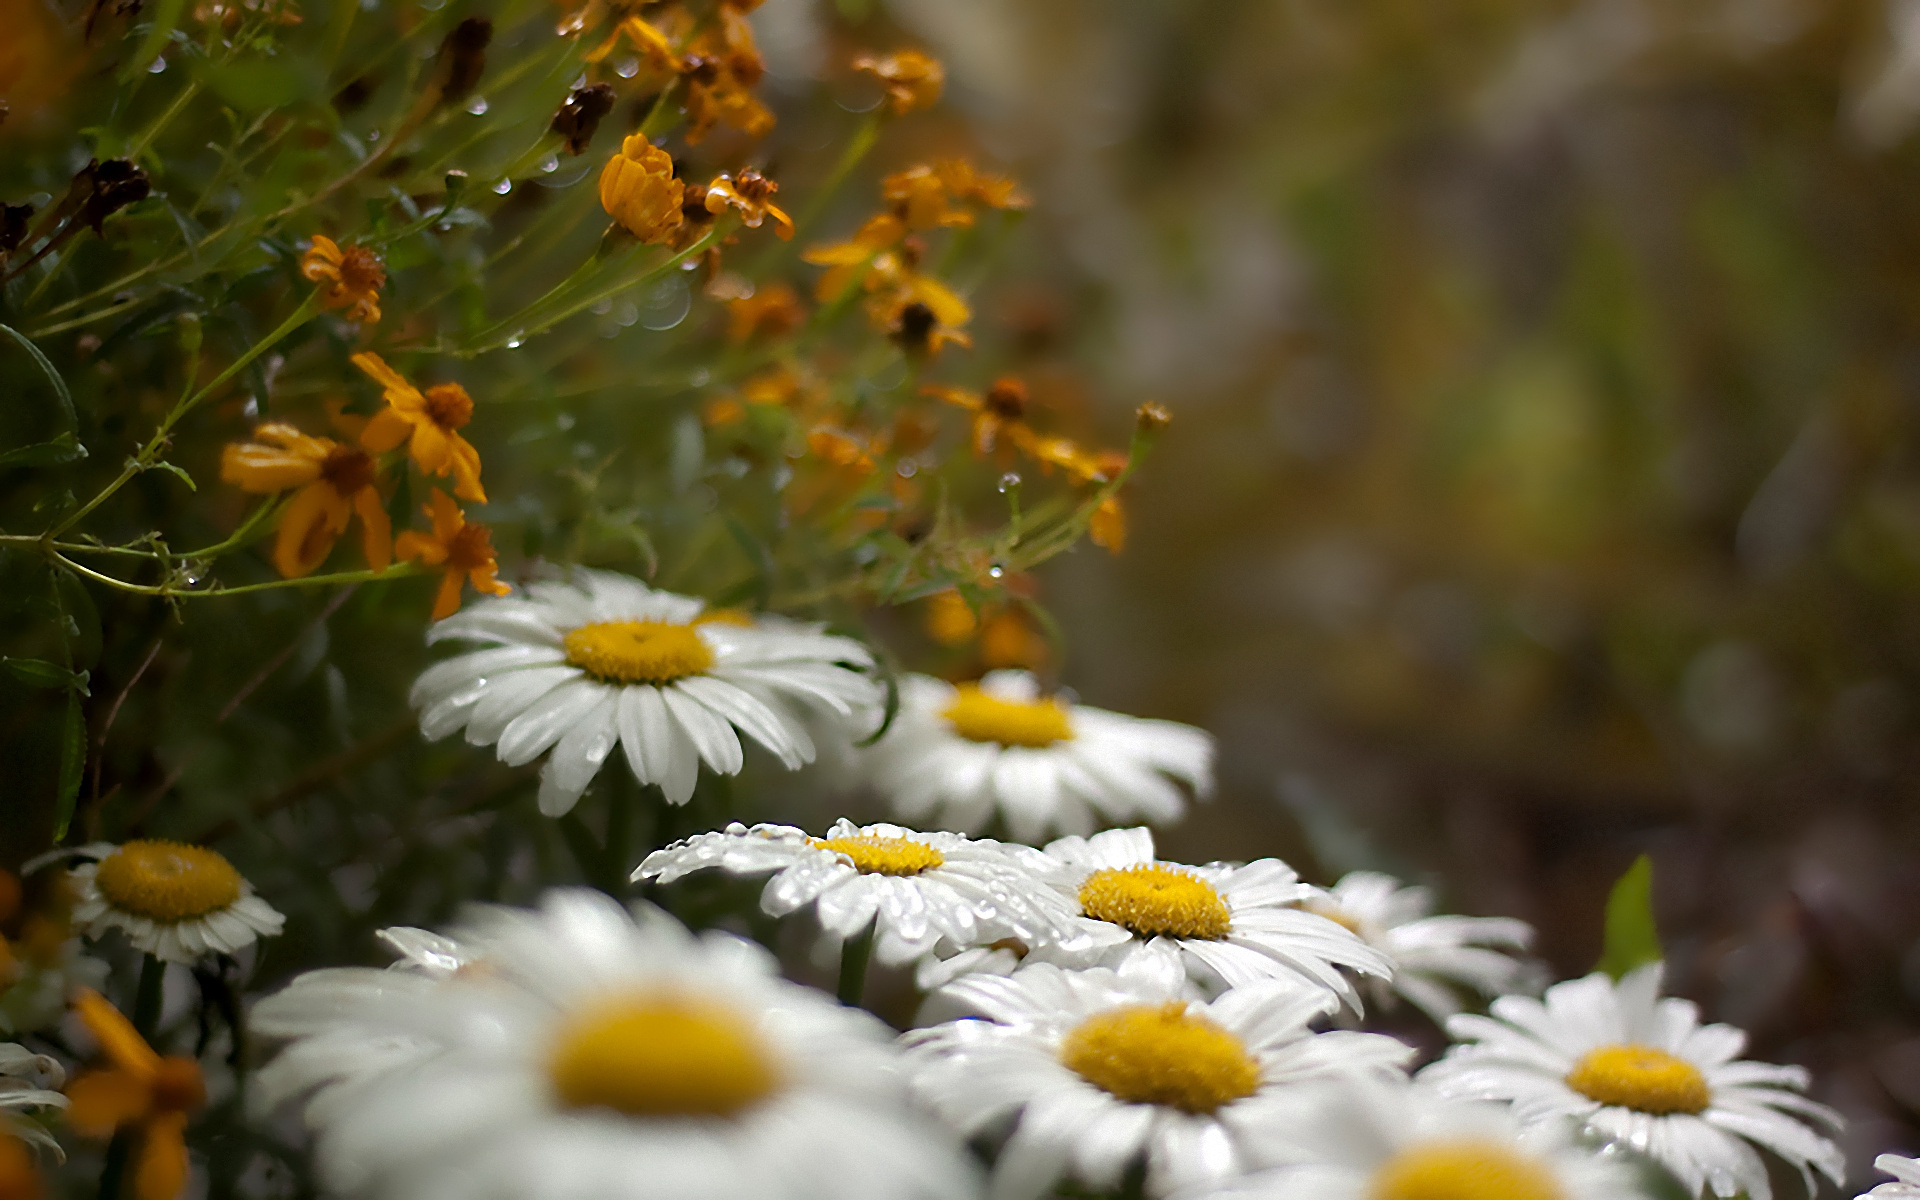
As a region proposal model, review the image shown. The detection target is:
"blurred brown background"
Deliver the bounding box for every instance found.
[797,0,1920,1180]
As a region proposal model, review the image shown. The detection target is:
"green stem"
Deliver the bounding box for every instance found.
[836,917,877,1007]
[203,563,420,597]
[127,79,203,162]
[97,1132,132,1200]
[132,953,166,1040]
[49,293,320,539]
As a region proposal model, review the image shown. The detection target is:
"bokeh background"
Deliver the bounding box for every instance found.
[833,0,1920,1179]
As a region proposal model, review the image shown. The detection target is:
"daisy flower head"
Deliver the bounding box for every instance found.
[408,569,879,815]
[1861,1155,1920,1200]
[1309,871,1536,1023]
[256,889,976,1200]
[65,842,284,964]
[1421,962,1845,1200]
[1212,1077,1636,1200]
[859,670,1215,844]
[1029,827,1390,1007]
[904,956,1411,1200]
[635,819,1086,970]
[0,1041,65,1161]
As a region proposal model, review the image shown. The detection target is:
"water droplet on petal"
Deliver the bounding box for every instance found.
[466,96,489,116]
[492,178,512,195]
[540,155,560,174]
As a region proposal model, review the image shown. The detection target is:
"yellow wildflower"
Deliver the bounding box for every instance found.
[682,9,774,144]
[395,490,511,620]
[704,169,792,240]
[586,14,682,71]
[66,990,206,1200]
[881,165,976,230]
[927,377,1033,455]
[853,49,944,115]
[871,275,971,357]
[727,283,805,342]
[350,352,486,503]
[299,235,385,324]
[802,213,906,302]
[599,135,685,244]
[220,424,391,579]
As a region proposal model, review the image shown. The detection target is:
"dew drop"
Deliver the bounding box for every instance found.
[540,155,560,174]
[897,460,918,479]
[616,57,641,78]
[466,96,489,116]
[987,564,1005,579]
[997,472,1021,493]
[492,178,513,195]
[147,56,167,74]
[505,332,525,348]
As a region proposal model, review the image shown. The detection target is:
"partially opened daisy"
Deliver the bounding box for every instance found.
[0,1042,65,1160]
[64,842,284,964]
[1213,1077,1634,1200]
[1025,827,1389,1007]
[408,569,879,814]
[635,820,1088,972]
[1421,962,1845,1200]
[1860,1155,1920,1200]
[256,889,976,1200]
[904,955,1410,1200]
[1307,871,1536,1023]
[860,671,1214,844]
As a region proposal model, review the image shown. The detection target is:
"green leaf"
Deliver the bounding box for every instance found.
[0,322,81,444]
[0,433,88,469]
[146,459,198,491]
[1597,854,1662,979]
[1,657,83,690]
[52,690,86,841]
[119,0,189,83]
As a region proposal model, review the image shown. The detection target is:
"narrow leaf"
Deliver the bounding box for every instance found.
[0,321,80,435]
[53,690,86,841]
[1597,854,1662,979]
[1,657,80,689]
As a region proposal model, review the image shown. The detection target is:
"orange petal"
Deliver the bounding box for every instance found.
[424,489,464,541]
[273,483,346,579]
[74,990,160,1076]
[767,203,794,241]
[220,444,320,493]
[133,1112,190,1200]
[448,439,487,504]
[64,1070,151,1137]
[910,276,971,327]
[409,421,451,478]
[354,488,393,572]
[350,352,416,400]
[359,409,413,454]
[430,569,465,620]
[393,530,447,567]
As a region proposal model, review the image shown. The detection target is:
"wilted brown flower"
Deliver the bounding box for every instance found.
[550,83,617,156]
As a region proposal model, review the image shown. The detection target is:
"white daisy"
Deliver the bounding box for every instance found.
[1860,1154,1920,1200]
[1021,827,1390,1007]
[251,926,479,1129]
[634,819,1090,972]
[1208,1077,1636,1200]
[256,889,976,1200]
[0,1042,66,1160]
[1421,962,1845,1200]
[409,569,879,815]
[1309,871,1536,1023]
[858,670,1214,844]
[904,952,1411,1200]
[64,841,284,964]
[0,932,109,1037]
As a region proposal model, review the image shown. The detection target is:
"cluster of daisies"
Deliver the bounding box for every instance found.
[7,566,1919,1200]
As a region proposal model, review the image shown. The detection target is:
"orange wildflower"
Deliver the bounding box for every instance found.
[350,352,486,503]
[220,424,391,579]
[66,990,205,1200]
[933,159,1029,211]
[299,235,385,324]
[395,490,511,620]
[585,14,682,71]
[599,136,685,244]
[727,283,805,342]
[853,49,943,115]
[681,7,774,144]
[872,276,971,357]
[802,213,906,302]
[881,165,976,230]
[704,170,792,240]
[927,378,1032,455]
[1089,495,1127,552]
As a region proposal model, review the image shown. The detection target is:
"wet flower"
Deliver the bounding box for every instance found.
[1860,1155,1920,1200]
[393,490,511,622]
[351,352,486,503]
[300,235,385,324]
[599,135,685,244]
[585,14,682,72]
[220,422,392,579]
[727,283,805,342]
[407,569,875,812]
[705,170,793,240]
[66,989,207,1200]
[0,1043,64,1162]
[1422,963,1845,1200]
[681,8,775,143]
[905,956,1410,1200]
[853,49,944,115]
[65,841,284,964]
[858,670,1214,843]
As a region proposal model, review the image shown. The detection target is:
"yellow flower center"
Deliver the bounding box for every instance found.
[810,835,945,876]
[1369,1140,1565,1200]
[94,841,243,922]
[942,685,1072,748]
[1078,865,1232,940]
[1564,1044,1711,1115]
[1059,1002,1260,1113]
[563,621,715,685]
[548,995,781,1118]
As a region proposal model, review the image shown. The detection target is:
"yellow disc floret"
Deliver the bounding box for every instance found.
[1369,1140,1565,1200]
[1078,865,1232,940]
[811,835,945,876]
[1564,1044,1711,1115]
[563,620,715,685]
[548,994,781,1118]
[95,841,243,923]
[942,685,1073,748]
[1060,1002,1260,1113]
